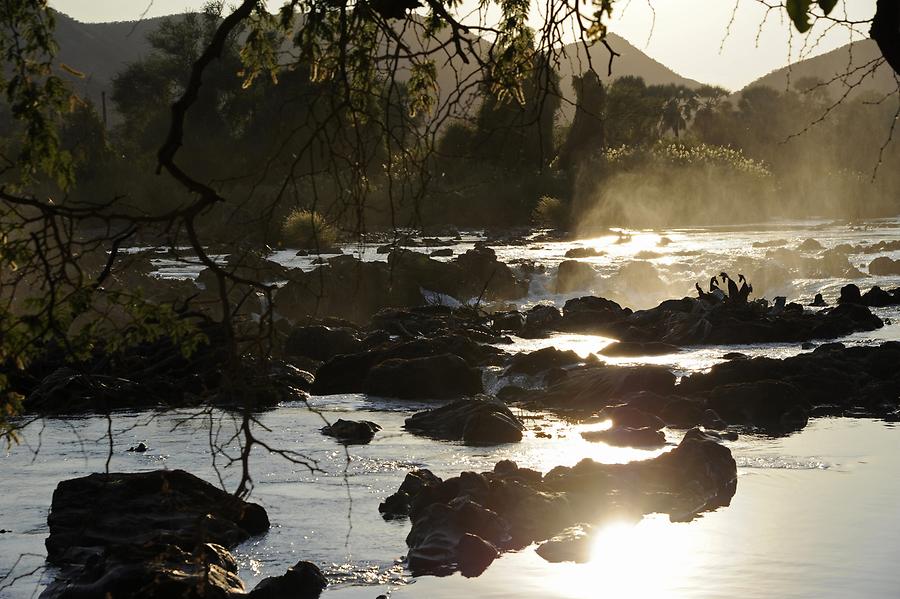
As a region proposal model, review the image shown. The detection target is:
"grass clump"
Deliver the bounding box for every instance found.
[281,209,338,248]
[532,196,568,230]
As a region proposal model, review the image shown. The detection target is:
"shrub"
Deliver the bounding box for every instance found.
[281,209,338,248]
[532,195,568,229]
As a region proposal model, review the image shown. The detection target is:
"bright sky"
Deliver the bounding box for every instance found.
[50,0,877,91]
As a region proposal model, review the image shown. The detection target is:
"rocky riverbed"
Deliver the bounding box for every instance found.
[3,218,900,598]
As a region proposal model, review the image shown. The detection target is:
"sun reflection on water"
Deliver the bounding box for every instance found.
[548,515,703,599]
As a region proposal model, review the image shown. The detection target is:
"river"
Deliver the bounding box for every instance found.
[2,218,900,598]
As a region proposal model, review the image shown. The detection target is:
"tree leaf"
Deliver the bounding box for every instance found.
[817,0,838,15]
[786,0,813,33]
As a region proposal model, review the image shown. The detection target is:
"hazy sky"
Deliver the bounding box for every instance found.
[50,0,877,91]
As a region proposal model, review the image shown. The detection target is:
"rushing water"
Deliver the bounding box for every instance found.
[3,219,900,598]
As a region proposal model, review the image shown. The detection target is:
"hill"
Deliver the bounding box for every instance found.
[556,33,704,122]
[738,39,897,100]
[50,11,703,124]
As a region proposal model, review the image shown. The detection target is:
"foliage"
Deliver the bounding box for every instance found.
[281,209,339,248]
[532,196,568,229]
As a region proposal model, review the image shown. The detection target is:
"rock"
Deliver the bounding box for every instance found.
[598,405,666,430]
[457,533,499,577]
[431,248,453,257]
[391,429,736,574]
[798,238,823,251]
[838,283,863,304]
[560,296,631,332]
[521,304,563,337]
[564,247,604,258]
[869,256,900,275]
[600,341,680,357]
[491,311,526,334]
[516,365,676,410]
[379,470,443,518]
[555,260,596,293]
[861,286,900,307]
[722,352,748,360]
[404,399,524,445]
[285,325,362,361]
[321,419,381,444]
[126,442,148,453]
[363,353,483,399]
[581,426,666,447]
[535,524,593,563]
[43,470,269,598]
[810,293,827,307]
[248,560,327,599]
[504,347,582,376]
[313,333,501,394]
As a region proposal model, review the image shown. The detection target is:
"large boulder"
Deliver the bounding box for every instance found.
[404,399,524,445]
[555,260,596,293]
[869,256,900,275]
[363,353,483,399]
[42,470,270,599]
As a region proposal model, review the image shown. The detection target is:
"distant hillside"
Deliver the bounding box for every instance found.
[53,11,167,117]
[556,33,704,122]
[738,39,896,99]
[50,11,703,124]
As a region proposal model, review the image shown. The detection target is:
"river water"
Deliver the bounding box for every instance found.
[3,218,900,598]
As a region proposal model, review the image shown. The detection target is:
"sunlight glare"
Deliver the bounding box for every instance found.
[549,515,704,599]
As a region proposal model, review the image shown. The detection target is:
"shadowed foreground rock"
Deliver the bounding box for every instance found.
[41,470,324,599]
[381,429,736,575]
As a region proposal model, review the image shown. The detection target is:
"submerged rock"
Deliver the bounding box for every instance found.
[404,398,524,445]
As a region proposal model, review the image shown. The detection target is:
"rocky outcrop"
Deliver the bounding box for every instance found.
[41,470,283,599]
[363,353,483,399]
[275,248,528,324]
[404,399,524,445]
[838,283,900,307]
[382,429,736,575]
[512,293,883,346]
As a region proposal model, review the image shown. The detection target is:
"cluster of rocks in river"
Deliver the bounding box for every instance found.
[42,469,326,598]
[379,428,737,575]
